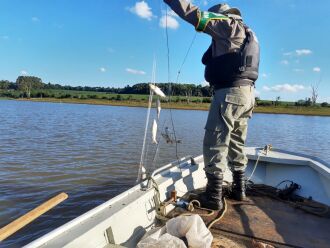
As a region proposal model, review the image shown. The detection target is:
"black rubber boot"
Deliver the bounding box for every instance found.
[198,169,224,210]
[232,171,247,201]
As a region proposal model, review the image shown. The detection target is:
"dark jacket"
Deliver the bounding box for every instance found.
[164,0,257,88]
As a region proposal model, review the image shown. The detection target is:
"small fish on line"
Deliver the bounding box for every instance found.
[156,98,161,119]
[161,127,182,144]
[152,119,158,144]
[149,84,166,98]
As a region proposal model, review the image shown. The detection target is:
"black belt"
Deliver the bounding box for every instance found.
[213,79,254,90]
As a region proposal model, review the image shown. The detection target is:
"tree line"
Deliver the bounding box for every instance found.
[0,76,213,98]
[1,76,329,106]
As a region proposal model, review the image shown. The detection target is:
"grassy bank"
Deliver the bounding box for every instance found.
[254,106,330,116]
[16,97,210,110]
[2,88,329,116]
[7,97,330,116]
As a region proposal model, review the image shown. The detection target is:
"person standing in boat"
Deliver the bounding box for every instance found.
[164,0,259,210]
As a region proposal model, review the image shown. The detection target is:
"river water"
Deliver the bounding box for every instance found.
[1,100,329,247]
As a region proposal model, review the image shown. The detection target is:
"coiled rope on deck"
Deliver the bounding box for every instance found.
[186,198,228,230]
[247,182,330,217]
[152,176,227,229]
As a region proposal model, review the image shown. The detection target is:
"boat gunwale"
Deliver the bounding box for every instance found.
[24,157,201,247]
[246,147,330,178]
[25,148,330,247]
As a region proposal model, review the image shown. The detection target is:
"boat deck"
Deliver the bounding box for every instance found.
[169,191,330,248]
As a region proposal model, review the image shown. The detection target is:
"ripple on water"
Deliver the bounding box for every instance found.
[0,100,329,247]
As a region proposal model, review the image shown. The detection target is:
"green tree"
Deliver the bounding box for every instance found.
[305,98,312,106]
[275,96,281,106]
[116,94,122,101]
[255,97,260,106]
[311,84,318,105]
[0,80,10,89]
[16,76,43,98]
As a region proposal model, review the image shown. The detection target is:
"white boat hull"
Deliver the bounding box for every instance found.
[25,147,330,248]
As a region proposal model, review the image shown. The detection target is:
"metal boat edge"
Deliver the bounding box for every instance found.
[24,147,330,247]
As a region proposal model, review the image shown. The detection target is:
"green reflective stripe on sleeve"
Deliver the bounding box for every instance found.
[196,11,229,32]
[196,11,208,32]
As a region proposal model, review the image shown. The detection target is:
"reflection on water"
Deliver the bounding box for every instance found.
[0,100,329,247]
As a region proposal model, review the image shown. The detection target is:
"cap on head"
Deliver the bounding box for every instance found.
[208,3,241,16]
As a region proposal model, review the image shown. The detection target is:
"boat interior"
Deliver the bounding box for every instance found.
[168,186,330,248]
[141,147,330,248]
[24,148,330,248]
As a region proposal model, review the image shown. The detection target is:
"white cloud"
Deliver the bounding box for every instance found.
[126,68,146,75]
[166,10,178,17]
[255,89,261,97]
[201,80,209,86]
[1,35,9,40]
[283,49,312,57]
[293,68,304,72]
[99,67,106,72]
[261,73,268,78]
[283,52,293,56]
[262,84,306,93]
[281,60,289,65]
[20,70,28,75]
[295,49,312,56]
[32,17,39,22]
[129,1,153,21]
[160,15,179,29]
[313,67,321,72]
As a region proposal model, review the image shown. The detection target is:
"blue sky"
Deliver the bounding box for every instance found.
[0,0,329,102]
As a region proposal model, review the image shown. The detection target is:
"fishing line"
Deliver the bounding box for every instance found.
[164,1,201,162]
[175,32,197,84]
[144,58,158,169]
[137,57,157,181]
[164,6,181,162]
[151,0,203,167]
[165,8,171,84]
[137,90,154,181]
[139,0,204,180]
[151,119,167,171]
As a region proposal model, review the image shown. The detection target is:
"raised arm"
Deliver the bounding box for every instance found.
[163,0,233,40]
[163,0,199,27]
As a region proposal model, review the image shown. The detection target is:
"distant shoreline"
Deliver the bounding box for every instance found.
[2,97,330,117]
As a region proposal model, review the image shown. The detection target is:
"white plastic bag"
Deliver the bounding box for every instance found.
[137,215,212,248]
[166,214,213,248]
[137,227,186,248]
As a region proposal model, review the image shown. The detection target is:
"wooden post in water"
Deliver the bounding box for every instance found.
[0,192,68,242]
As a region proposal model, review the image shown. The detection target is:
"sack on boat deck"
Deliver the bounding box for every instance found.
[137,226,186,248]
[137,215,212,248]
[166,214,213,248]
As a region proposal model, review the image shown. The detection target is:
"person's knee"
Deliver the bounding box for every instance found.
[204,162,226,174]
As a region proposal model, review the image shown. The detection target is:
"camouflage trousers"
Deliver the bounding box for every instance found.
[203,85,255,173]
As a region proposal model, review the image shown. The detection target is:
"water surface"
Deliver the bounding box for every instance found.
[0,100,329,247]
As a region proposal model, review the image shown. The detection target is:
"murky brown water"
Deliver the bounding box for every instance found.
[1,100,329,247]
